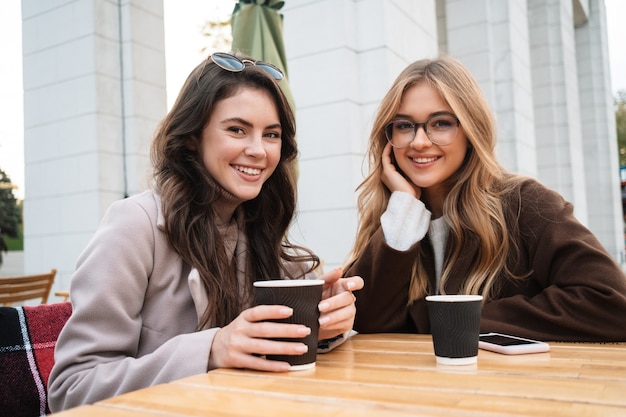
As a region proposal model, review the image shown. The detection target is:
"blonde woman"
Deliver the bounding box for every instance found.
[345,56,626,342]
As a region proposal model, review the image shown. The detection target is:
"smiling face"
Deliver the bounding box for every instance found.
[392,82,469,208]
[199,87,282,204]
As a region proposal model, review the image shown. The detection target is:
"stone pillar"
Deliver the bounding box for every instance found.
[575,0,624,262]
[446,0,538,177]
[283,0,438,268]
[528,0,588,223]
[21,0,166,296]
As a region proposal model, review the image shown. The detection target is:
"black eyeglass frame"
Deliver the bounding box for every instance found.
[384,113,460,148]
[210,52,284,81]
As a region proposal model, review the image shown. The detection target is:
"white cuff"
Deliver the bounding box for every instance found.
[381,191,431,251]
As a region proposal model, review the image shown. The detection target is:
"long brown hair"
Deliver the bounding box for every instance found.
[346,56,528,302]
[151,53,319,328]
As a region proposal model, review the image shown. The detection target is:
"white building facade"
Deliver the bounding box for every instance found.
[21,0,622,298]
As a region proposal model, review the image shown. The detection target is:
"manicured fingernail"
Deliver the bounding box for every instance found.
[280,307,293,315]
[319,316,330,325]
[295,344,308,353]
[318,302,330,311]
[297,327,311,336]
[346,281,355,289]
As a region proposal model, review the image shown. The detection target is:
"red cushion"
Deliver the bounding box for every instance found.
[0,302,72,417]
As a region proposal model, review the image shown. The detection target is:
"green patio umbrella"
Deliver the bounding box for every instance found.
[231,0,295,110]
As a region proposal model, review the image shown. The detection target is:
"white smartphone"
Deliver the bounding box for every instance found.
[478,332,550,355]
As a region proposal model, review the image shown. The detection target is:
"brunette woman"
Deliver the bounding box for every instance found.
[49,52,363,411]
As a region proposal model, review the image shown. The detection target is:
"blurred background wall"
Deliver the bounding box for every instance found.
[17,0,622,298]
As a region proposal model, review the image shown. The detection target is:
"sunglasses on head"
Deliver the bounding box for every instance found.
[210,52,284,81]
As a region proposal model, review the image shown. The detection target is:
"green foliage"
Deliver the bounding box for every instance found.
[0,168,21,239]
[4,223,23,251]
[617,90,626,167]
[200,8,233,53]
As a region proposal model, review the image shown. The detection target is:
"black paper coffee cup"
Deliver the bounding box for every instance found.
[254,279,324,370]
[426,295,483,365]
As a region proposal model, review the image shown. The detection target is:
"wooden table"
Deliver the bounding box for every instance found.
[50,333,626,416]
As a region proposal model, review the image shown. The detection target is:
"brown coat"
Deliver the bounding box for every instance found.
[347,179,626,342]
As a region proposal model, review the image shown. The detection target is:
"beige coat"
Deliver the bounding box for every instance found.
[48,190,311,411]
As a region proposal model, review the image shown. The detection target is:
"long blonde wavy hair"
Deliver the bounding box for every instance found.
[345,56,527,303]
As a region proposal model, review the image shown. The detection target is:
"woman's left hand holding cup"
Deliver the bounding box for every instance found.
[317,267,364,340]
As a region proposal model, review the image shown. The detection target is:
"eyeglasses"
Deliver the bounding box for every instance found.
[210,52,284,81]
[384,114,460,147]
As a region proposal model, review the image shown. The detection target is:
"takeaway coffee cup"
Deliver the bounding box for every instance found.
[253,279,324,370]
[425,294,483,365]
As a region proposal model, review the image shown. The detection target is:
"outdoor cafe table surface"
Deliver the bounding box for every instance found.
[49,333,626,416]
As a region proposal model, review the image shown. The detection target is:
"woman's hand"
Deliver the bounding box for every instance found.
[208,268,363,371]
[317,267,364,341]
[381,143,421,199]
[209,305,311,372]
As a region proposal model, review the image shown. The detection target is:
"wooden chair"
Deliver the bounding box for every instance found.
[0,268,57,306]
[54,290,70,302]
